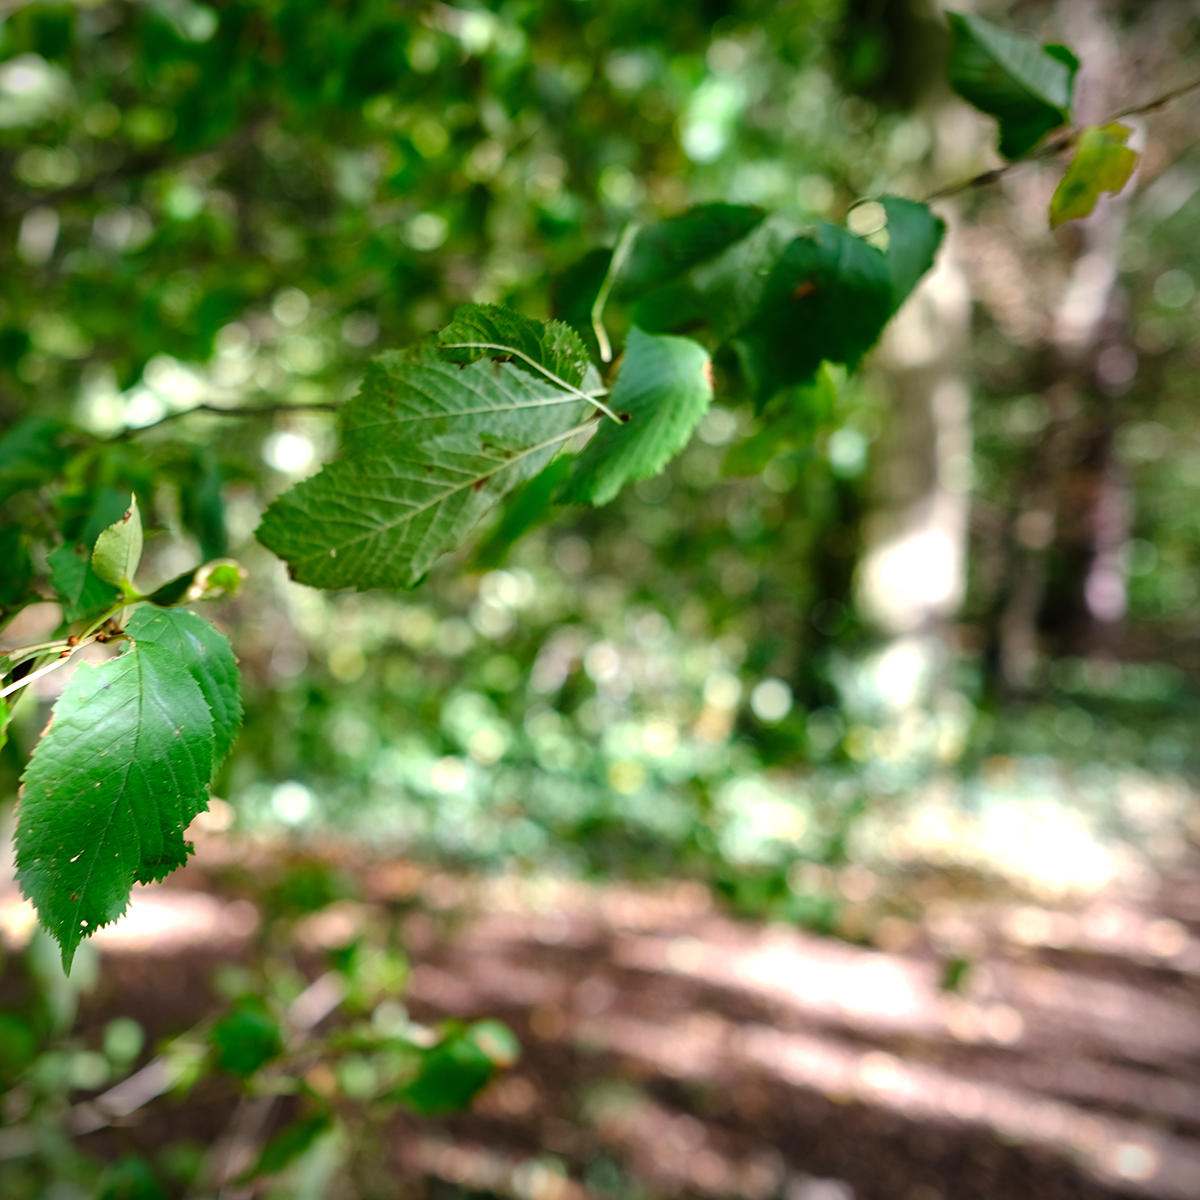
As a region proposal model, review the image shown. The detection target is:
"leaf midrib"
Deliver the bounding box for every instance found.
[288,419,592,570]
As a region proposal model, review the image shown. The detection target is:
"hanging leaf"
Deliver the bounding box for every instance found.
[96,1155,167,1200]
[724,365,841,477]
[731,222,894,404]
[552,247,613,344]
[562,328,712,506]
[390,1024,501,1116]
[689,214,803,341]
[257,343,594,590]
[0,524,32,614]
[16,607,239,969]
[618,203,765,296]
[947,12,1078,159]
[0,695,11,757]
[1049,123,1138,227]
[879,196,946,312]
[438,303,591,389]
[91,494,144,590]
[179,452,228,561]
[125,606,242,770]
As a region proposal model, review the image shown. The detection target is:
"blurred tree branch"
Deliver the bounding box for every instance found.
[926,76,1200,203]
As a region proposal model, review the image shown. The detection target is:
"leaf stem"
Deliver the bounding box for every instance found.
[0,639,70,665]
[0,594,143,698]
[591,223,640,364]
[439,341,623,423]
[0,647,87,699]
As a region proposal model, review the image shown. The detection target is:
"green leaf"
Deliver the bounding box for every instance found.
[473,456,572,569]
[552,247,613,344]
[240,1111,334,1182]
[724,365,840,476]
[0,1011,37,1075]
[16,619,216,970]
[96,1155,167,1200]
[879,196,946,312]
[947,12,1077,159]
[731,222,893,404]
[91,494,144,589]
[179,452,227,561]
[256,343,593,590]
[438,303,591,390]
[209,1002,283,1076]
[391,1025,499,1116]
[1049,123,1139,227]
[0,695,12,758]
[48,543,120,625]
[617,203,765,295]
[126,606,242,771]
[690,213,802,341]
[0,525,32,612]
[49,489,130,624]
[467,1019,521,1068]
[562,328,712,507]
[0,418,67,506]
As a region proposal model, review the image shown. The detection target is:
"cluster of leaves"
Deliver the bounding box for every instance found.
[0,485,243,968]
[946,11,1139,225]
[4,175,943,969]
[259,194,944,591]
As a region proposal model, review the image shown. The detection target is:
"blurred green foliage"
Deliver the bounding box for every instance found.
[3,0,1200,1193]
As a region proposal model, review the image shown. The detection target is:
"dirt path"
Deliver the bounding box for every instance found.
[5,841,1200,1200]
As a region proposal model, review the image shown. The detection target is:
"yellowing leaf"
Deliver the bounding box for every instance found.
[1049,123,1138,227]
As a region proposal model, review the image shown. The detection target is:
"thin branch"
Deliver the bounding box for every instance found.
[0,640,92,699]
[114,401,339,440]
[924,76,1200,204]
[1108,74,1200,122]
[591,223,639,364]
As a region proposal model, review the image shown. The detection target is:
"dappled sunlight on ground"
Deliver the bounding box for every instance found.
[3,827,1199,1198]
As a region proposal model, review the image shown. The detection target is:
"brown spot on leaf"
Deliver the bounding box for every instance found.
[473,476,490,491]
[792,280,818,300]
[619,413,632,423]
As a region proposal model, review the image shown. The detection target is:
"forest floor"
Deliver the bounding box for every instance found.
[3,829,1200,1200]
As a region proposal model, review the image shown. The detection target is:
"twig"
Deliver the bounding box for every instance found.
[114,401,339,439]
[0,641,90,698]
[925,75,1200,203]
[1108,74,1200,121]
